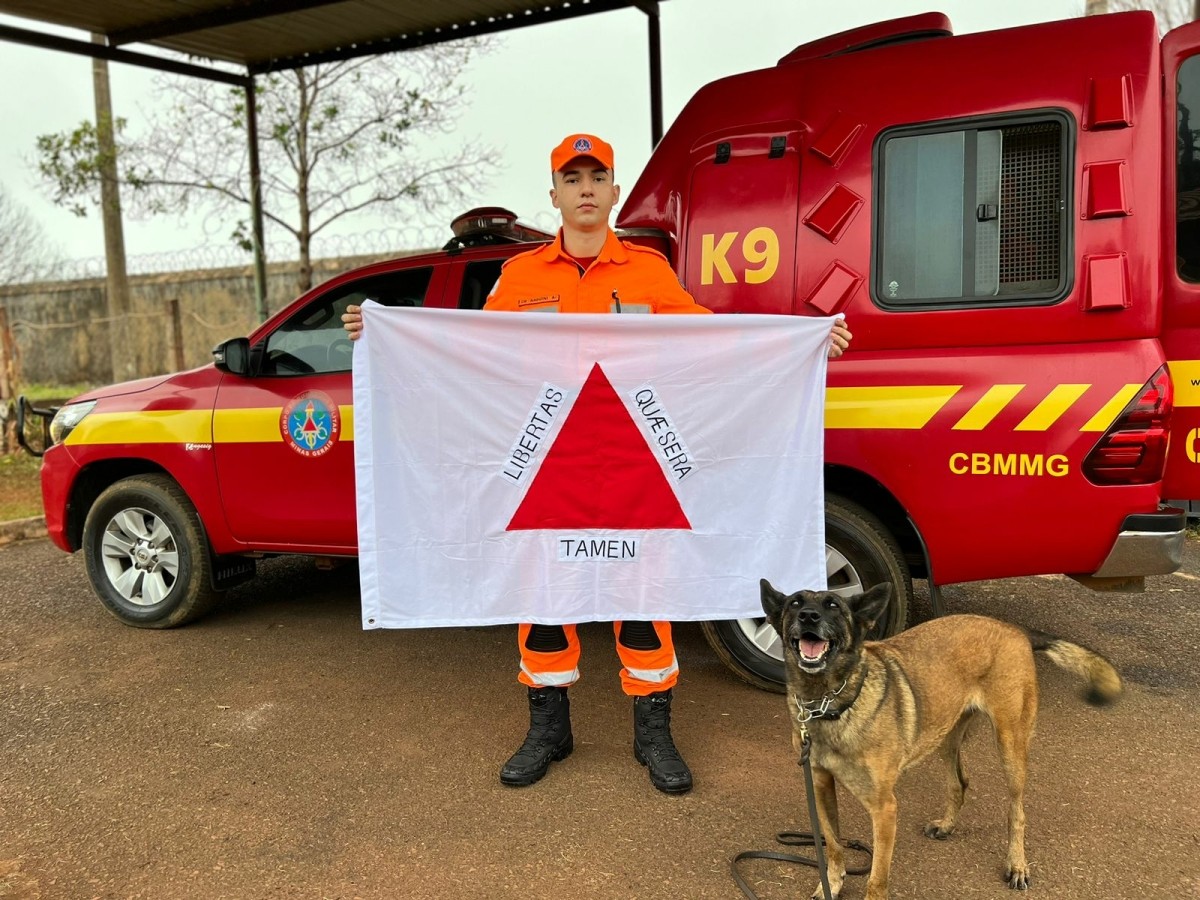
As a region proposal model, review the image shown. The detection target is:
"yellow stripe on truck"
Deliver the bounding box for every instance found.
[69,386,1150,445]
[827,383,1136,432]
[213,407,281,443]
[825,386,961,429]
[951,384,1025,431]
[212,406,356,442]
[1080,384,1141,432]
[66,406,357,447]
[1014,384,1090,431]
[1169,360,1200,408]
[65,409,212,445]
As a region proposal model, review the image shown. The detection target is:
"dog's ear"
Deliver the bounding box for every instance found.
[760,578,788,633]
[852,582,892,634]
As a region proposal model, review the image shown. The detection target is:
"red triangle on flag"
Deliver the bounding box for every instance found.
[507,363,692,531]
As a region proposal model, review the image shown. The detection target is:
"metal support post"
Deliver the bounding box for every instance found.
[635,1,664,147]
[245,78,269,322]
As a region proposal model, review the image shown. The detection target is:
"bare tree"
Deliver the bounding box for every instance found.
[0,185,63,285]
[36,42,497,292]
[1086,0,1195,32]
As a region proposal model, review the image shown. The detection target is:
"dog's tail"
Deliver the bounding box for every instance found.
[1026,630,1122,705]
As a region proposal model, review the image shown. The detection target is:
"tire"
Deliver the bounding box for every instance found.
[701,495,912,693]
[82,474,219,628]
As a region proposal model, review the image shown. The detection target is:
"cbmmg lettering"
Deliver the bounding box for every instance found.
[948,452,1069,477]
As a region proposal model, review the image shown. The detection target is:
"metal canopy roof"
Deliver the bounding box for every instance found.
[0,0,667,321]
[0,0,658,75]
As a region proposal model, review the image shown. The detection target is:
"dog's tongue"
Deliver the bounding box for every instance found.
[800,638,828,660]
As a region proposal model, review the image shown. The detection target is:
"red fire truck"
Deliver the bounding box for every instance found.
[21,10,1197,690]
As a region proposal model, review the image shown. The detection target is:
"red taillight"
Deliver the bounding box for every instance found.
[1083,366,1173,485]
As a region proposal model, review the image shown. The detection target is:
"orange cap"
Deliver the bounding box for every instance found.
[550,133,614,172]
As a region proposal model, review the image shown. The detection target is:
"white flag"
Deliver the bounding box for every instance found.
[353,303,833,629]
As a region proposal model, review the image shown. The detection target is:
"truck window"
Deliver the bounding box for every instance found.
[458,259,505,310]
[1177,55,1200,281]
[876,114,1068,307]
[262,267,434,376]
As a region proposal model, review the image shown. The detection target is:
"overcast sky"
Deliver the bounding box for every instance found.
[0,0,1087,269]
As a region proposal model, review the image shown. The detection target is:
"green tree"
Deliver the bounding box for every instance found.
[36,42,497,293]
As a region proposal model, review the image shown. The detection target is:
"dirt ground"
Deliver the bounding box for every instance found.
[1,536,1198,900]
[0,453,41,522]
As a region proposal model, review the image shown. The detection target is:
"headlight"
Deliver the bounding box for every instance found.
[49,401,97,445]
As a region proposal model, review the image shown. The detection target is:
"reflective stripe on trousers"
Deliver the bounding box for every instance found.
[517,621,679,696]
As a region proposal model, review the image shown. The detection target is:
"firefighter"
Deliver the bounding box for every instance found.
[342,134,851,795]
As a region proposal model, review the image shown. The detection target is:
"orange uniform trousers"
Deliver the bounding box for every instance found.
[486,228,710,696]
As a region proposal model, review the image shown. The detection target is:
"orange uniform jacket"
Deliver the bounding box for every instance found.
[484,228,711,316]
[485,227,708,695]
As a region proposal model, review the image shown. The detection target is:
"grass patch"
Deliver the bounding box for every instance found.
[0,452,43,520]
[20,383,99,403]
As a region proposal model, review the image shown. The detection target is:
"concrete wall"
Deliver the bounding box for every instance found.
[0,253,394,386]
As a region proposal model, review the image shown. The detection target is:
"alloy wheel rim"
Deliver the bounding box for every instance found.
[733,543,864,663]
[99,507,180,606]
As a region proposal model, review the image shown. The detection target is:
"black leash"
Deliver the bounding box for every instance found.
[731,726,872,900]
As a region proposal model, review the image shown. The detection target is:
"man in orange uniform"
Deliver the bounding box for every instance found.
[487,135,710,796]
[343,133,851,795]
[483,136,705,317]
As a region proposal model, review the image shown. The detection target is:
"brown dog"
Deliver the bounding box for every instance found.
[760,580,1122,900]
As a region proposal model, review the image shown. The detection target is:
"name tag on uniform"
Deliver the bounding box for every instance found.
[517,295,560,308]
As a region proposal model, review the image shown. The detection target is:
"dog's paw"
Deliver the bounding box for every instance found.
[922,820,955,840]
[808,866,846,899]
[1005,865,1031,890]
[810,879,845,900]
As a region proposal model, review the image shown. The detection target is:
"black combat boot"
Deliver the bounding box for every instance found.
[499,686,574,787]
[633,689,693,794]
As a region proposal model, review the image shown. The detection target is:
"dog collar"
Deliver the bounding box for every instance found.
[796,678,849,722]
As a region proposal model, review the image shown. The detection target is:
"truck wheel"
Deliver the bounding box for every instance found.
[700,495,911,693]
[82,474,218,628]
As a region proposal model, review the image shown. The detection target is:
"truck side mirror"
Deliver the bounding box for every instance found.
[213,337,251,376]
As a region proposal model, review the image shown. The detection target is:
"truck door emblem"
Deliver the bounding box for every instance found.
[280,390,341,458]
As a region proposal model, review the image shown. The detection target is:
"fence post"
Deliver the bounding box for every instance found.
[168,298,185,372]
[0,306,17,454]
[0,306,14,401]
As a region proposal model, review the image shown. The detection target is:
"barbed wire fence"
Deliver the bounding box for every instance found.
[48,210,563,280]
[51,224,450,280]
[3,302,259,391]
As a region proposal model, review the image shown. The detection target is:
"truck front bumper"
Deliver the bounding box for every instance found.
[1090,507,1187,578]
[39,444,76,553]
